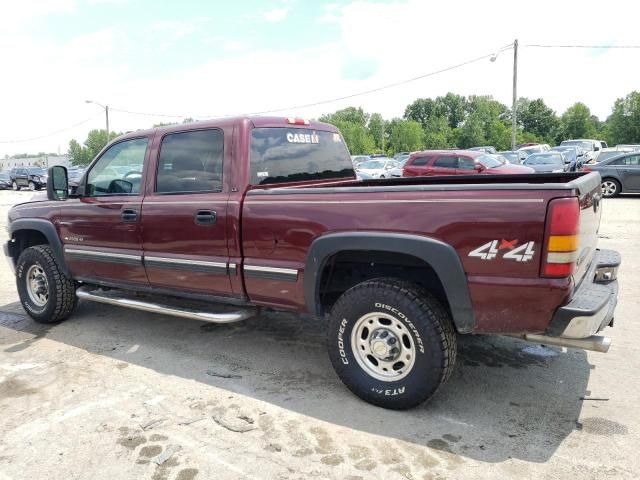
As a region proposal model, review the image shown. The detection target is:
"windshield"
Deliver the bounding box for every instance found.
[476,154,502,168]
[561,140,593,151]
[524,154,563,165]
[358,160,385,169]
[250,128,354,185]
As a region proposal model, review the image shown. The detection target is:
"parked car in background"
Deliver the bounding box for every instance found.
[490,153,511,164]
[403,150,534,177]
[9,167,48,190]
[550,146,580,171]
[560,139,602,163]
[351,155,370,168]
[584,152,640,197]
[469,146,497,154]
[523,152,568,173]
[0,172,11,189]
[518,144,551,157]
[597,147,635,163]
[387,155,411,177]
[616,144,640,151]
[68,166,86,188]
[355,158,400,178]
[393,151,410,160]
[498,150,528,164]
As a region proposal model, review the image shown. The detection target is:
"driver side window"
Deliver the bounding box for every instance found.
[86,138,148,196]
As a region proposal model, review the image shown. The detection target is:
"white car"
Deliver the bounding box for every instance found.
[560,139,605,164]
[355,158,400,178]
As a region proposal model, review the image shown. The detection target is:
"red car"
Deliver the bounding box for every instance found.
[403,150,534,177]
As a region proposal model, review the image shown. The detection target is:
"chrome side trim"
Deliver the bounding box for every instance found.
[244,265,298,282]
[144,256,226,269]
[76,286,254,324]
[65,248,142,265]
[244,198,544,205]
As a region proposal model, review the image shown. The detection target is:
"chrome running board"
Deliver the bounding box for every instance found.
[508,333,611,353]
[76,286,255,324]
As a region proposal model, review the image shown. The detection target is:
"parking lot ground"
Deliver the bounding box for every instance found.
[0,189,639,480]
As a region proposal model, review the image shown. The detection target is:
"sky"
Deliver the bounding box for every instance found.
[1,0,638,156]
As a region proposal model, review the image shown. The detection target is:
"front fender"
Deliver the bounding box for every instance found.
[8,218,69,276]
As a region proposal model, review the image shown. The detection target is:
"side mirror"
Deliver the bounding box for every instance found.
[474,164,485,172]
[47,166,68,201]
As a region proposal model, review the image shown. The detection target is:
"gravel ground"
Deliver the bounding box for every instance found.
[0,188,638,480]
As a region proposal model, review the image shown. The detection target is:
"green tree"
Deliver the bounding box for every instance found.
[517,98,558,141]
[559,103,597,139]
[457,114,486,148]
[334,121,375,154]
[387,119,424,153]
[423,116,452,149]
[437,92,467,128]
[68,139,90,165]
[367,113,386,152]
[320,107,369,127]
[403,98,442,128]
[67,129,121,166]
[605,91,640,145]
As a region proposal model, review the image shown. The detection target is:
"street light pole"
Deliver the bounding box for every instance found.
[85,100,110,145]
[511,39,518,151]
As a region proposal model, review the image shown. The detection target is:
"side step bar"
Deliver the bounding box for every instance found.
[76,286,255,324]
[508,333,611,353]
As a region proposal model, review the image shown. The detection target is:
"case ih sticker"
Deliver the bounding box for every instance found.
[469,239,535,262]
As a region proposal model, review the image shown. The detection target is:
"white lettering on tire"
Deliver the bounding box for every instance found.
[374,303,425,353]
[338,318,349,364]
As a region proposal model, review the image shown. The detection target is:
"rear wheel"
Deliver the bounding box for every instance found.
[28,181,36,191]
[12,181,19,191]
[601,178,621,198]
[16,245,77,323]
[327,278,457,409]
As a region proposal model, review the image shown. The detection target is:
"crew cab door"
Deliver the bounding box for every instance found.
[140,127,234,297]
[59,137,150,285]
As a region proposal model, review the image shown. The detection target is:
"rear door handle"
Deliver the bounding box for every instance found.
[121,209,138,222]
[195,210,217,225]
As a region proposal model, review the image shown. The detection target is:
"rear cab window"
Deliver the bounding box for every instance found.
[250,128,354,185]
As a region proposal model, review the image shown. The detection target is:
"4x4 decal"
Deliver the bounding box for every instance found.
[468,239,535,262]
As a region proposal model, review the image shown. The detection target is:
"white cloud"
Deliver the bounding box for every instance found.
[262,7,289,23]
[2,0,639,156]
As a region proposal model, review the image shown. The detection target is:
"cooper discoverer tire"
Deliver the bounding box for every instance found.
[16,245,77,323]
[328,278,457,409]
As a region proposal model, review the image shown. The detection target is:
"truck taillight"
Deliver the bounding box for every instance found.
[542,197,580,278]
[287,118,309,125]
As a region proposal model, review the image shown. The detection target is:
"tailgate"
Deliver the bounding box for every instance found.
[572,172,603,287]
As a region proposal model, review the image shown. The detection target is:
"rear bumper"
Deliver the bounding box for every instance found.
[547,249,620,339]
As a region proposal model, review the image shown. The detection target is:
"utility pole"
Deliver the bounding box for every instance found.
[511,39,518,151]
[105,105,110,143]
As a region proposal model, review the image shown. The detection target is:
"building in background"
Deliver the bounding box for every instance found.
[0,154,69,171]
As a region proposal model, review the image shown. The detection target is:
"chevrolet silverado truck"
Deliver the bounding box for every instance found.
[4,117,621,409]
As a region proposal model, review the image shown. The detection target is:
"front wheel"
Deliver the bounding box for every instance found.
[327,278,457,409]
[28,181,36,191]
[601,178,621,198]
[12,181,19,191]
[16,245,77,323]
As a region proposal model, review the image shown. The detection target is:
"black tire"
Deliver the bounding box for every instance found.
[601,178,621,198]
[327,278,457,410]
[12,181,19,191]
[16,245,77,323]
[28,181,36,191]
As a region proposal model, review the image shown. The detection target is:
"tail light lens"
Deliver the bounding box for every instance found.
[542,197,580,278]
[582,167,592,172]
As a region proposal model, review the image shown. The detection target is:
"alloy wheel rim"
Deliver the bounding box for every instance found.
[602,181,617,197]
[26,264,49,307]
[350,311,416,382]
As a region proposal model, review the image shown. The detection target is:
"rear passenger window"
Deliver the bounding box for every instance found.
[410,156,432,166]
[434,156,458,168]
[156,129,223,194]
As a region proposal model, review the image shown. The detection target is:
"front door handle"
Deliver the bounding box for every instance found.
[195,210,217,225]
[121,209,138,222]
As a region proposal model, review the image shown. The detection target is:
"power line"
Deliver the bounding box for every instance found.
[0,114,102,144]
[111,43,515,120]
[526,44,640,49]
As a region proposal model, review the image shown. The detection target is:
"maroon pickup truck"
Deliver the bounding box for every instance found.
[5,116,621,409]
